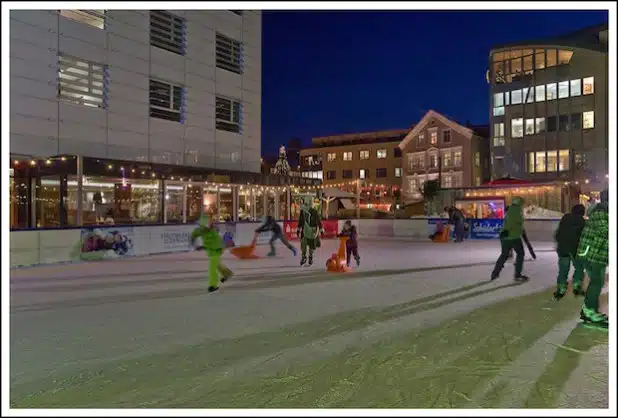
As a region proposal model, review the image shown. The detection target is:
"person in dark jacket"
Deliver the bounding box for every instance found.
[553,204,587,300]
[491,196,529,282]
[339,220,360,267]
[255,215,297,257]
[448,206,465,243]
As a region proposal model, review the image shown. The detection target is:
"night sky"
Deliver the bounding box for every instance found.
[261,10,608,155]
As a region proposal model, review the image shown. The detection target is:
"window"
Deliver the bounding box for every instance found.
[430,131,438,145]
[394,148,402,158]
[395,167,402,178]
[343,152,353,161]
[583,77,594,95]
[505,92,510,105]
[443,153,452,167]
[494,93,504,107]
[558,81,569,99]
[59,10,105,29]
[493,106,505,116]
[475,152,480,167]
[546,49,557,67]
[547,151,557,172]
[546,83,557,100]
[215,96,241,132]
[559,150,570,171]
[523,87,534,103]
[575,153,587,169]
[453,151,462,166]
[410,154,425,169]
[443,176,452,188]
[494,122,505,138]
[216,32,243,74]
[429,154,438,168]
[583,111,594,129]
[559,114,569,132]
[511,89,522,104]
[150,80,183,122]
[523,55,533,73]
[535,85,545,102]
[409,179,419,194]
[535,117,546,134]
[442,130,451,143]
[343,170,353,179]
[326,171,337,180]
[359,150,369,160]
[525,118,535,135]
[535,152,546,172]
[58,54,107,109]
[150,11,185,55]
[359,169,367,179]
[327,153,337,162]
[535,51,545,69]
[547,116,557,132]
[376,168,387,178]
[377,149,387,159]
[511,118,523,138]
[527,152,536,173]
[417,133,425,146]
[570,79,581,97]
[570,113,582,131]
[558,50,573,65]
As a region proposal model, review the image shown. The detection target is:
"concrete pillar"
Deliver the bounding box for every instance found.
[76,155,83,226]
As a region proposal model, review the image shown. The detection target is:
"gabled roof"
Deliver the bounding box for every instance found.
[398,110,475,150]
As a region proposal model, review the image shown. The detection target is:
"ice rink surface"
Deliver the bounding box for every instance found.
[10,239,609,408]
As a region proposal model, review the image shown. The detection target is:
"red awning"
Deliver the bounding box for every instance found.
[482,177,536,186]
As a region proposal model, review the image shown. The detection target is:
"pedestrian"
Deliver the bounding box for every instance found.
[553,204,586,300]
[190,215,233,293]
[339,220,360,267]
[490,196,529,282]
[255,215,297,257]
[451,206,465,243]
[576,190,608,328]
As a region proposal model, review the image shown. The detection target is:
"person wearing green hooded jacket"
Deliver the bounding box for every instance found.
[491,196,529,282]
[190,215,233,293]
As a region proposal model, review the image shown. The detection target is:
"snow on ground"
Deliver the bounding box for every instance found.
[9,239,608,408]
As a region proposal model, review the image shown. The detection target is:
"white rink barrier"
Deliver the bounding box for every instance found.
[9,218,561,268]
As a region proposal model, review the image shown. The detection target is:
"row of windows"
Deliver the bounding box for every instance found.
[59,10,244,75]
[409,151,463,170]
[408,175,463,191]
[492,111,595,144]
[526,150,570,173]
[417,129,451,147]
[57,54,242,132]
[492,77,594,116]
[326,148,401,162]
[326,168,402,180]
[491,48,573,84]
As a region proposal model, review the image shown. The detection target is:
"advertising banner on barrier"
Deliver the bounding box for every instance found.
[469,219,503,239]
[284,219,339,240]
[77,226,136,261]
[283,220,299,241]
[427,218,471,239]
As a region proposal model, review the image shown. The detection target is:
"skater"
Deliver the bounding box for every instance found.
[449,206,465,243]
[490,196,529,282]
[190,215,233,293]
[576,191,608,328]
[296,202,323,266]
[553,204,586,300]
[339,220,360,267]
[255,215,297,257]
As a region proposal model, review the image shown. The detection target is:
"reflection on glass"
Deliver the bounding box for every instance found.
[238,187,253,221]
[278,190,287,220]
[267,190,276,217]
[219,187,233,222]
[203,187,218,219]
[547,151,558,172]
[187,184,202,223]
[254,189,264,218]
[166,184,184,223]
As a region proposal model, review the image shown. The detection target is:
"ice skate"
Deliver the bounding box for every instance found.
[580,306,608,330]
[300,255,307,266]
[220,272,233,283]
[208,286,220,293]
[514,274,530,282]
[572,285,585,297]
[355,255,360,267]
[553,286,567,301]
[267,251,276,257]
[308,255,313,266]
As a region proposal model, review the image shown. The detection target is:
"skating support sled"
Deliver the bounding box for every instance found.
[230,236,259,259]
[326,236,351,273]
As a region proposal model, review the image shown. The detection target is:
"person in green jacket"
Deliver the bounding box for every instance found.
[491,196,529,282]
[576,190,608,327]
[553,204,587,300]
[296,202,323,266]
[190,215,233,293]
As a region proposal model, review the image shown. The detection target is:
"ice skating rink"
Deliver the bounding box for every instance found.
[10,239,609,408]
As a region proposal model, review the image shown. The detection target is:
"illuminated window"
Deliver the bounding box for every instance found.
[377,149,387,159]
[443,153,452,167]
[359,150,369,160]
[58,54,107,109]
[558,50,573,65]
[583,111,594,129]
[583,77,594,95]
[511,89,522,104]
[493,106,505,116]
[430,131,438,145]
[327,153,337,162]
[215,96,240,131]
[559,150,570,171]
[395,167,402,178]
[522,87,534,104]
[343,152,353,161]
[527,152,536,173]
[475,152,480,167]
[504,92,510,105]
[547,151,557,172]
[493,122,505,146]
[535,50,545,69]
[535,152,546,172]
[359,169,366,179]
[429,154,438,168]
[150,11,186,55]
[523,55,533,73]
[546,49,557,67]
[59,10,105,29]
[525,118,535,135]
[535,85,545,102]
[453,151,462,166]
[558,81,569,99]
[535,117,546,134]
[511,118,523,138]
[494,93,504,107]
[570,79,581,96]
[417,133,425,146]
[546,83,557,100]
[443,176,452,188]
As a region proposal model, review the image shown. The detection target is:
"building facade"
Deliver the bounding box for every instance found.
[488,23,608,194]
[399,110,491,203]
[300,129,408,209]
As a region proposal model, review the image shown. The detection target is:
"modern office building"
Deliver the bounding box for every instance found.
[398,110,491,204]
[299,129,408,210]
[488,23,608,195]
[9,10,319,228]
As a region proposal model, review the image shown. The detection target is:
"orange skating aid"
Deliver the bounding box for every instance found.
[326,236,351,273]
[432,226,451,243]
[230,236,259,259]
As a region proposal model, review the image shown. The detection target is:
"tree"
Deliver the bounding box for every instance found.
[273,145,291,176]
[421,179,441,216]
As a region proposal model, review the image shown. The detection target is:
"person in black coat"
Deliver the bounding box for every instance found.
[553,204,587,300]
[255,216,297,257]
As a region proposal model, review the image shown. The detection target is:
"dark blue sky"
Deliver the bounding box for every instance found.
[261,10,608,155]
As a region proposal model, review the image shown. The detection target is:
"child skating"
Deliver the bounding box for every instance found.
[296,202,323,266]
[339,220,360,267]
[553,204,586,300]
[190,215,233,293]
[255,215,297,257]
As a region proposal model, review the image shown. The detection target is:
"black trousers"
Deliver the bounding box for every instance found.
[493,238,525,278]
